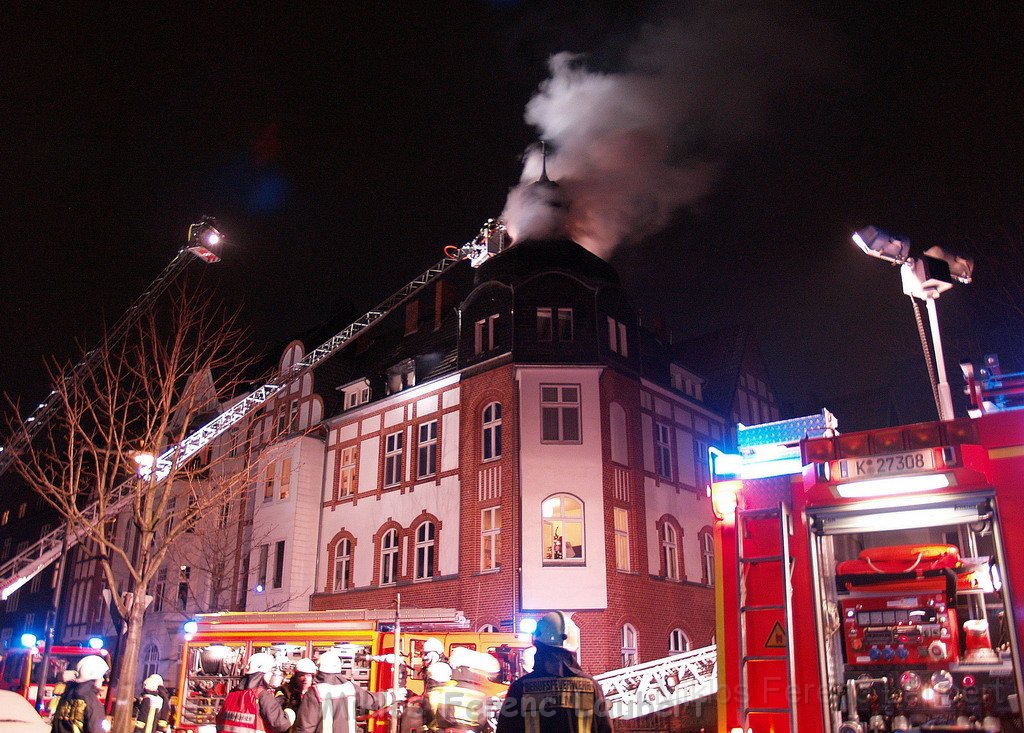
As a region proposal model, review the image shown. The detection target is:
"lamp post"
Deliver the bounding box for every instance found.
[852,226,973,421]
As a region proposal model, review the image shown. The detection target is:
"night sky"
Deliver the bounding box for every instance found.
[3,2,1024,430]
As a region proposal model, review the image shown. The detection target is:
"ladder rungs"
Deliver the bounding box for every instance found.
[741,604,785,612]
[744,707,792,714]
[740,555,783,564]
[742,655,786,662]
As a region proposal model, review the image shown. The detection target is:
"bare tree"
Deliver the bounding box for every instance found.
[3,285,255,733]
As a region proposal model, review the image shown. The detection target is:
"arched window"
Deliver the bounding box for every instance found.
[669,628,691,654]
[414,521,436,580]
[478,624,498,633]
[661,523,679,580]
[621,624,638,667]
[542,494,584,563]
[380,529,399,586]
[334,538,352,591]
[483,403,502,461]
[142,643,160,678]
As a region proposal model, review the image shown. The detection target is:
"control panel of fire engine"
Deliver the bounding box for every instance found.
[842,593,959,667]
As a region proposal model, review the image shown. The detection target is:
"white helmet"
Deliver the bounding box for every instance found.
[317,652,344,674]
[422,638,444,656]
[533,611,580,653]
[448,647,500,677]
[76,655,110,682]
[425,662,452,684]
[295,658,317,674]
[246,652,276,675]
[143,674,163,692]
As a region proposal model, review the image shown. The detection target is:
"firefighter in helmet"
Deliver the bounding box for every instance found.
[51,655,110,733]
[496,612,613,733]
[293,651,405,733]
[215,652,292,733]
[275,658,317,720]
[420,638,452,695]
[133,674,171,733]
[424,647,502,733]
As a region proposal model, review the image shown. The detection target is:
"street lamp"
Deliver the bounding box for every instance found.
[851,226,973,421]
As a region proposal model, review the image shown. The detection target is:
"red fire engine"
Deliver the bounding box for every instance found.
[712,367,1024,732]
[0,641,111,713]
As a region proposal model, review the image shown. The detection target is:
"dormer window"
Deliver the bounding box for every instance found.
[474,314,499,355]
[386,359,416,395]
[537,307,573,342]
[340,379,372,411]
[670,364,704,401]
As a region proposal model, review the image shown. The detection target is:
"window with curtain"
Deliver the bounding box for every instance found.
[542,494,584,563]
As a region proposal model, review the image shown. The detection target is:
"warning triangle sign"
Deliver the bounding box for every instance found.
[765,621,787,648]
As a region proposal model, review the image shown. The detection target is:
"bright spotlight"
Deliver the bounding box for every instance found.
[518,618,537,635]
[21,633,37,648]
[187,216,225,264]
[183,620,199,635]
[88,637,104,650]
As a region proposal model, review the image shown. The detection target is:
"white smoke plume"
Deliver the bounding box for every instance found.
[502,2,838,258]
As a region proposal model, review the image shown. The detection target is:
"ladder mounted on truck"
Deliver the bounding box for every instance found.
[593,644,718,719]
[0,220,506,600]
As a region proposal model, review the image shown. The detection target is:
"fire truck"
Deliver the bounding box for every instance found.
[173,608,532,732]
[711,365,1024,732]
[0,641,111,713]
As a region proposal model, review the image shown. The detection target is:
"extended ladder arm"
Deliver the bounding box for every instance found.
[593,644,718,719]
[0,219,224,478]
[0,221,503,599]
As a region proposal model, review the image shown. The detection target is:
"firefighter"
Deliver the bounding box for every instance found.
[424,647,500,733]
[275,658,317,719]
[215,652,292,733]
[133,674,171,733]
[51,655,110,733]
[495,612,613,733]
[420,638,452,694]
[293,651,405,733]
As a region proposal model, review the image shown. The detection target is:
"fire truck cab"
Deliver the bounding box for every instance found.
[713,374,1024,732]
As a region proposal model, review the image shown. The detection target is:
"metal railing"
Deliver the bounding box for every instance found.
[594,644,718,719]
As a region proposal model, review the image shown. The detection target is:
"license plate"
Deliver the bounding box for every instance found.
[833,449,936,480]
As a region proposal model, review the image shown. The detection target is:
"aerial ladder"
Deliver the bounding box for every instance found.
[0,217,225,479]
[0,220,506,600]
[594,644,718,719]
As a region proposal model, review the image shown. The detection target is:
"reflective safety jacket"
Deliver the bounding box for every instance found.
[426,681,490,732]
[133,690,171,733]
[51,681,108,733]
[293,673,395,733]
[216,674,292,733]
[495,645,613,733]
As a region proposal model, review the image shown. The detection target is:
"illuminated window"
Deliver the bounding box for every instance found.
[380,529,399,586]
[17,503,26,520]
[414,522,436,580]
[279,458,291,499]
[482,403,502,461]
[661,523,679,580]
[669,628,690,653]
[621,624,638,667]
[541,385,580,443]
[417,421,438,479]
[614,508,630,572]
[1,510,8,526]
[542,494,584,563]
[481,507,500,571]
[339,446,357,498]
[655,423,672,480]
[384,432,404,487]
[263,462,275,501]
[334,538,352,591]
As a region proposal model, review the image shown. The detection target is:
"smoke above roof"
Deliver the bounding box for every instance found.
[502,2,839,258]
